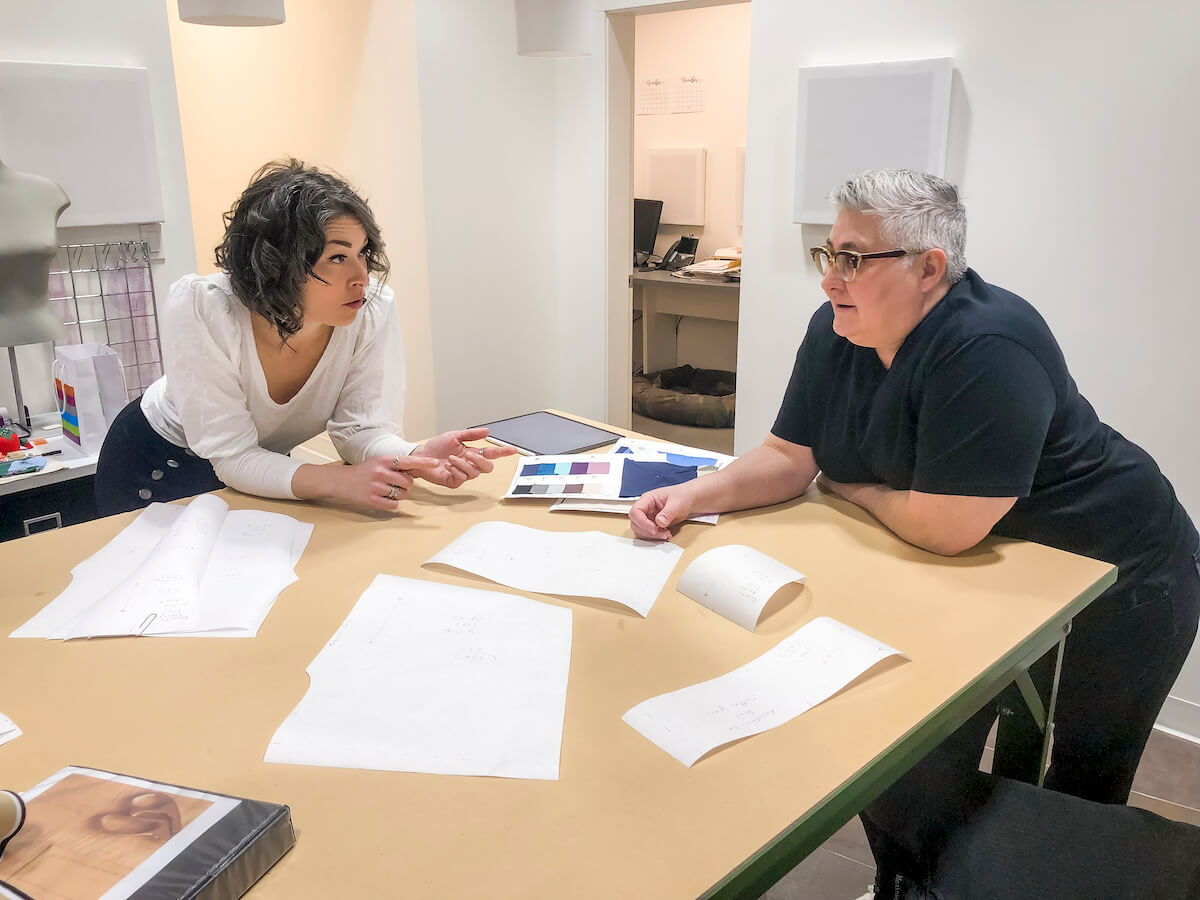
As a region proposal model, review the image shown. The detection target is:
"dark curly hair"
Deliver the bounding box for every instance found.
[214,159,390,340]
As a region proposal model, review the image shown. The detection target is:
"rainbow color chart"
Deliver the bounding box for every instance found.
[504,455,621,498]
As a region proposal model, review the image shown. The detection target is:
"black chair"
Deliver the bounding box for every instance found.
[906,773,1200,899]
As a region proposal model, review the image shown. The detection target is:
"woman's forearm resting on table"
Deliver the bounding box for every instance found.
[821,479,1016,556]
[291,462,350,501]
[689,436,819,516]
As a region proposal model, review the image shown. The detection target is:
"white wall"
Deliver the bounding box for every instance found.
[416,1,583,430]
[551,6,611,426]
[0,0,195,420]
[736,0,1200,739]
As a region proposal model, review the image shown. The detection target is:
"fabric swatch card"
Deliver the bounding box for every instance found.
[266,575,572,780]
[504,454,622,498]
[12,495,313,639]
[623,617,907,766]
[677,545,807,631]
[425,521,683,616]
[504,453,699,500]
[551,438,731,520]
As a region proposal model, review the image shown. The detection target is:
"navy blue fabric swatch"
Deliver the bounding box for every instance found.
[618,460,698,498]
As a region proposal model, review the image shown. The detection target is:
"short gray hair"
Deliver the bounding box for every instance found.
[827,169,968,285]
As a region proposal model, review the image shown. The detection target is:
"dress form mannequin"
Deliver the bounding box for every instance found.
[0,159,70,431]
[0,159,70,344]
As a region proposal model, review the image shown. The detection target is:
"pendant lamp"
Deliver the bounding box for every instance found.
[177,0,285,26]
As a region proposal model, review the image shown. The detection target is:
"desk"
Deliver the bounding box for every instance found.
[0,414,99,541]
[633,270,739,373]
[0,419,1115,899]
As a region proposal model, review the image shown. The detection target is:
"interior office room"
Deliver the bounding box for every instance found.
[629,4,747,456]
[1,1,1199,898]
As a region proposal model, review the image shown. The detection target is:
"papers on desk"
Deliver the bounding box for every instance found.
[425,521,683,617]
[0,713,20,747]
[623,617,907,766]
[677,545,806,631]
[265,575,572,780]
[670,258,741,280]
[11,495,313,639]
[549,438,731,524]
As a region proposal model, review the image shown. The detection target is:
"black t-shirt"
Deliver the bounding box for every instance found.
[772,269,1196,583]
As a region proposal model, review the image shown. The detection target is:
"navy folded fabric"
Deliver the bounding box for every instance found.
[618,459,698,498]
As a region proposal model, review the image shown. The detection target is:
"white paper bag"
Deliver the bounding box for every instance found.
[53,344,127,454]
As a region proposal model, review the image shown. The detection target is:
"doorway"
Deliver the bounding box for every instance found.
[604,1,750,458]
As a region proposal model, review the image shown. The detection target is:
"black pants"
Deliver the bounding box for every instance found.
[862,540,1200,894]
[94,398,224,517]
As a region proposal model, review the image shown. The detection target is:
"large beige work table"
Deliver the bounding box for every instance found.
[0,421,1115,899]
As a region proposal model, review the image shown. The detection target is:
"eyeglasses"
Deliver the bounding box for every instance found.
[809,246,914,283]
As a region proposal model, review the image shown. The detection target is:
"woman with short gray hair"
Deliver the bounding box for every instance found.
[631,168,1199,898]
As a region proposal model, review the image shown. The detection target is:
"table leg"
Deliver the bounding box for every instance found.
[1035,621,1070,786]
[993,620,1071,786]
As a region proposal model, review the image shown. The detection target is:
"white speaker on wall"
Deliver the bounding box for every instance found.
[793,58,953,224]
[647,148,706,226]
[0,61,164,226]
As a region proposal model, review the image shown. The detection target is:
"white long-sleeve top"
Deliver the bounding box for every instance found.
[140,273,418,499]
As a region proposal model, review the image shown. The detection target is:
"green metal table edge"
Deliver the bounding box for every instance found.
[700,563,1118,900]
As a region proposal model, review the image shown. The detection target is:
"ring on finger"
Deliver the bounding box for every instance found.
[391,456,403,471]
[386,483,402,501]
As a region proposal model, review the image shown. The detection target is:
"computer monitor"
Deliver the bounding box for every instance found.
[633,198,663,268]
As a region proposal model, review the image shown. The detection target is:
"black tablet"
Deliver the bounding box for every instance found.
[476,411,622,456]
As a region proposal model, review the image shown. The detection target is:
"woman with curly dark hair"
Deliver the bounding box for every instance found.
[95,159,513,515]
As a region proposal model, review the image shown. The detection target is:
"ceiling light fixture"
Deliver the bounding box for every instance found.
[177,0,285,27]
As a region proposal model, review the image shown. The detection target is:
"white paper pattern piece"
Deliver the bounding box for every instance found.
[623,617,907,766]
[636,77,668,115]
[677,545,806,631]
[0,713,20,747]
[671,74,705,113]
[11,495,313,639]
[265,575,572,780]
[425,521,683,617]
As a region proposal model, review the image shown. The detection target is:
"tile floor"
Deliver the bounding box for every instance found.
[762,727,1200,899]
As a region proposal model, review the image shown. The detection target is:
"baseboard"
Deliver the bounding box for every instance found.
[1129,790,1200,827]
[1155,694,1200,746]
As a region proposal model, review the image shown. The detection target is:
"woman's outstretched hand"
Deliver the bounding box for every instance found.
[325,454,445,510]
[412,427,518,488]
